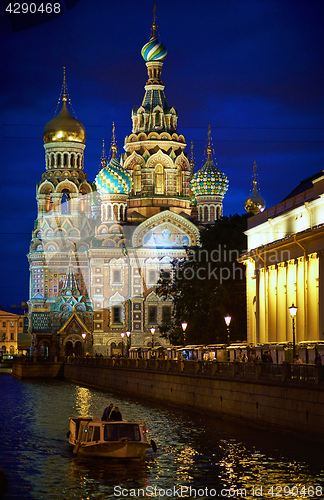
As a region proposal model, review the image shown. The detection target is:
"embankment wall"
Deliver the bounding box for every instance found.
[63,360,324,441]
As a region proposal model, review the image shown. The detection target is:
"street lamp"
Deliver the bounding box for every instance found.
[289,303,298,359]
[150,327,155,349]
[120,332,125,356]
[82,333,86,357]
[181,321,188,346]
[126,331,131,356]
[224,315,231,345]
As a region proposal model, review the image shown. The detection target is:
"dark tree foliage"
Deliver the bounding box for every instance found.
[156,213,251,345]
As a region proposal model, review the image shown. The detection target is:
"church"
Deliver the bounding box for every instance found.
[27,13,229,358]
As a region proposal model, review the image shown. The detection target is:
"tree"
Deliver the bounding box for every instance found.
[156,213,251,345]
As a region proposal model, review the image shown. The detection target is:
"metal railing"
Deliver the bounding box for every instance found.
[63,357,324,386]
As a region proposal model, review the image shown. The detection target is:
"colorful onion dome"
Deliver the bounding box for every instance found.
[191,158,229,197]
[141,37,167,62]
[95,157,132,195]
[43,98,86,144]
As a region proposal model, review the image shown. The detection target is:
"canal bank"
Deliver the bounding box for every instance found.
[12,357,324,440]
[60,357,324,442]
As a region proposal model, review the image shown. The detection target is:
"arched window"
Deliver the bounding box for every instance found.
[204,206,209,222]
[216,206,220,219]
[155,111,160,127]
[210,206,215,221]
[71,154,75,167]
[134,165,141,194]
[61,189,70,214]
[45,194,53,212]
[154,164,164,195]
[108,205,112,220]
[63,153,69,167]
[176,167,182,195]
[51,154,55,167]
[57,154,62,167]
[80,189,86,213]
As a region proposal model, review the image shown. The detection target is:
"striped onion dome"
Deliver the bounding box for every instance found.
[191,159,229,197]
[95,157,132,195]
[141,37,167,62]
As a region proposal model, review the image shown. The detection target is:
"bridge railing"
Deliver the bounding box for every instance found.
[64,356,324,385]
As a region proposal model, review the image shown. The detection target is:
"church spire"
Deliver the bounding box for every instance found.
[152,3,157,38]
[110,122,117,159]
[244,161,266,214]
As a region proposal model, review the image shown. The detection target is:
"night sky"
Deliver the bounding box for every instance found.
[1,0,324,307]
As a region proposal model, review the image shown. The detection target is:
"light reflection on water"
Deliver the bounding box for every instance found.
[0,374,323,500]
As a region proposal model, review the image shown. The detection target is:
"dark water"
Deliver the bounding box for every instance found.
[0,372,323,500]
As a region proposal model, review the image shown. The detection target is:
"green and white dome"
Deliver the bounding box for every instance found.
[141,37,167,62]
[95,157,132,195]
[191,159,229,197]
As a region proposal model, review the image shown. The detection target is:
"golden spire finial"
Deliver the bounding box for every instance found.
[253,160,257,190]
[207,125,212,160]
[152,3,157,38]
[111,122,117,159]
[100,138,107,167]
[62,66,67,102]
[190,140,195,176]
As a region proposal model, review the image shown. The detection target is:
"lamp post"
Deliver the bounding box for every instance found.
[289,303,297,359]
[181,321,188,346]
[82,333,86,357]
[126,331,131,356]
[224,315,232,345]
[150,327,155,352]
[120,332,125,357]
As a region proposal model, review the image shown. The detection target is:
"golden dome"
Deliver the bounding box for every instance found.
[244,189,266,214]
[43,97,86,144]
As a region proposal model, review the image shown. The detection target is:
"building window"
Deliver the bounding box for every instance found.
[154,164,164,195]
[149,270,156,284]
[162,306,171,323]
[148,306,157,324]
[113,307,121,323]
[134,165,141,194]
[161,270,171,281]
[113,270,121,283]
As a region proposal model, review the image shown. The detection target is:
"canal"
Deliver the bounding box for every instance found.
[0,372,324,500]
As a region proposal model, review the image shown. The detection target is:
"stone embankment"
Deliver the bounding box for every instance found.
[62,357,324,441]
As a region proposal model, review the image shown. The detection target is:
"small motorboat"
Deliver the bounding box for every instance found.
[68,417,157,459]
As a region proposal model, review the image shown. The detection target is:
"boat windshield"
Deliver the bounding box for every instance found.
[104,423,141,442]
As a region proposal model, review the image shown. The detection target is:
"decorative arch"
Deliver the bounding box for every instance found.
[56,180,78,194]
[44,242,59,251]
[147,150,173,171]
[175,152,190,172]
[132,211,200,248]
[38,181,55,195]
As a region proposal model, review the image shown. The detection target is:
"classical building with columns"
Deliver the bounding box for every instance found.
[26,13,229,358]
[240,171,324,346]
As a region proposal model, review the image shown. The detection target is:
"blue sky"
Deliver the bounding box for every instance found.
[1,0,324,306]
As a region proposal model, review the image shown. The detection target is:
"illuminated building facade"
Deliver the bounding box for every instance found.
[0,310,24,355]
[27,15,228,357]
[240,172,324,345]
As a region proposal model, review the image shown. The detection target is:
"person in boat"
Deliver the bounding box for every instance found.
[101,403,114,421]
[110,406,123,421]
